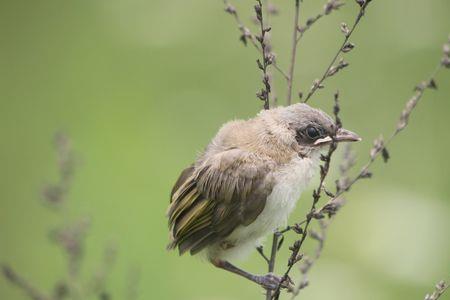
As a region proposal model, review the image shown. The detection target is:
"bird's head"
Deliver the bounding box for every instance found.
[261,103,361,157]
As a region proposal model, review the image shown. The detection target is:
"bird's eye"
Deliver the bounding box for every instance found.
[305,126,321,139]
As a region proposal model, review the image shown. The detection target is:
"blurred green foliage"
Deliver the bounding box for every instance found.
[1,0,449,299]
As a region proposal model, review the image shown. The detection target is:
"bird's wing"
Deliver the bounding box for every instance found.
[167,148,275,255]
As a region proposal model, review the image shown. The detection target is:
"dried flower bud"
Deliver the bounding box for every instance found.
[224,4,236,15]
[414,81,427,92]
[442,57,450,68]
[342,42,355,53]
[397,95,419,132]
[360,169,372,179]
[324,0,344,15]
[340,22,350,36]
[328,66,338,76]
[299,256,312,273]
[355,0,365,7]
[443,43,450,56]
[239,34,248,46]
[381,147,390,163]
[370,135,384,159]
[267,3,279,15]
[292,223,304,234]
[277,235,285,250]
[338,58,349,68]
[428,79,437,90]
[254,4,262,21]
[327,58,349,77]
[309,230,323,241]
[424,280,448,300]
[256,59,264,71]
[306,17,316,27]
[312,79,324,90]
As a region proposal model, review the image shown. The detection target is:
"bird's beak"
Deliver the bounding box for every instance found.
[313,128,361,146]
[335,128,361,142]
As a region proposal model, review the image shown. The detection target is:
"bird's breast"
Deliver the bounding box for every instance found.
[231,155,318,241]
[207,155,319,262]
[263,155,318,226]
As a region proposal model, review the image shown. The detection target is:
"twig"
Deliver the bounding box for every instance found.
[286,0,301,105]
[424,280,449,300]
[291,146,354,298]
[296,0,344,45]
[303,0,373,103]
[273,47,449,299]
[272,91,342,300]
[265,232,281,300]
[263,0,278,107]
[314,60,446,219]
[41,132,76,208]
[276,43,447,297]
[291,47,448,233]
[125,266,141,300]
[254,0,272,109]
[1,265,51,300]
[223,0,289,81]
[256,246,270,264]
[290,220,327,298]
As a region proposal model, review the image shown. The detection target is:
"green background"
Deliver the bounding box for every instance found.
[1,0,450,299]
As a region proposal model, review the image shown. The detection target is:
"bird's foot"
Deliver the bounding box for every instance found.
[254,273,294,291]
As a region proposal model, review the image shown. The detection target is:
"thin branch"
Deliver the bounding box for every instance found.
[290,54,448,236]
[273,55,448,299]
[223,0,289,81]
[424,280,449,300]
[316,63,446,218]
[291,146,354,298]
[254,0,272,109]
[273,46,448,298]
[265,232,281,300]
[290,219,327,298]
[303,0,373,103]
[272,91,342,300]
[256,246,270,264]
[296,0,345,45]
[263,0,279,107]
[286,0,301,105]
[1,265,51,300]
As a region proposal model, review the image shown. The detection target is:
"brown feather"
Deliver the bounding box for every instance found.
[167,148,276,255]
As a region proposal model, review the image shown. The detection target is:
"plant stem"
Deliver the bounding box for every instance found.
[286,0,301,105]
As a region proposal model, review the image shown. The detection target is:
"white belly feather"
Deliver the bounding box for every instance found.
[207,155,319,262]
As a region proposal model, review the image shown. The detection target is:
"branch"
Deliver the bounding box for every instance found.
[263,0,279,107]
[296,0,345,45]
[223,0,289,81]
[303,0,373,103]
[273,40,450,299]
[273,37,449,297]
[254,0,272,110]
[256,246,270,264]
[315,59,447,218]
[1,265,51,300]
[291,145,354,298]
[286,0,301,105]
[265,232,281,300]
[424,280,449,300]
[272,91,342,300]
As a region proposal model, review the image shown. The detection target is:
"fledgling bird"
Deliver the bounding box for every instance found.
[167,103,360,290]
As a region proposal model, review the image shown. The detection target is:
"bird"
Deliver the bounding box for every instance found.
[167,103,360,290]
